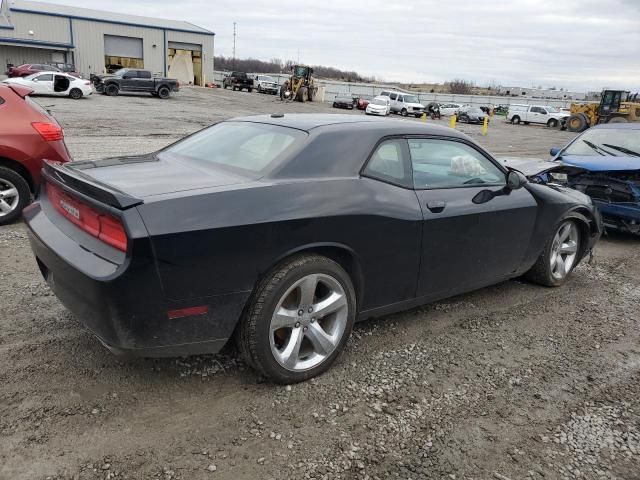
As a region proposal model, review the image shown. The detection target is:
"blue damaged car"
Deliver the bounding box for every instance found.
[550,124,640,235]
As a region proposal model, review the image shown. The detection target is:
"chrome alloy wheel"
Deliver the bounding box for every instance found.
[269,273,349,372]
[0,179,19,218]
[550,221,579,280]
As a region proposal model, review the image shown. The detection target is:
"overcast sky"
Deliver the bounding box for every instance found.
[36,0,640,91]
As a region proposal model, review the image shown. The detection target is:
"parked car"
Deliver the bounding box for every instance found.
[333,95,355,109]
[439,103,464,116]
[365,96,391,116]
[457,106,489,124]
[92,69,179,98]
[3,72,93,99]
[223,71,253,92]
[549,124,640,235]
[47,63,81,77]
[379,90,424,117]
[355,94,373,110]
[23,114,601,383]
[0,83,72,225]
[253,75,278,94]
[6,63,62,78]
[507,104,570,127]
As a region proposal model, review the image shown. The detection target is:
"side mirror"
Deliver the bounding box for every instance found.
[549,147,561,157]
[507,170,527,190]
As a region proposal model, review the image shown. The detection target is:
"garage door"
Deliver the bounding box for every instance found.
[168,41,202,52]
[104,35,143,59]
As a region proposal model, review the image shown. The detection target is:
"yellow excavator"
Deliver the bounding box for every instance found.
[280,65,318,102]
[566,90,640,132]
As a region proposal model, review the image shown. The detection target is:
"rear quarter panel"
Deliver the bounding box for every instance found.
[137,178,423,312]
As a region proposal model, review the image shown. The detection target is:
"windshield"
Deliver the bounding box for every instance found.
[112,69,127,77]
[564,128,640,157]
[372,99,387,106]
[403,95,419,104]
[160,122,307,174]
[259,76,275,82]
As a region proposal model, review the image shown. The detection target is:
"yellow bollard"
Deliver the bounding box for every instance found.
[450,115,457,129]
[421,112,427,122]
[482,117,489,136]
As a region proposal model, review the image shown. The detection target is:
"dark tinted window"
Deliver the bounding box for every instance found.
[137,70,151,79]
[161,122,306,174]
[408,139,505,189]
[364,139,411,187]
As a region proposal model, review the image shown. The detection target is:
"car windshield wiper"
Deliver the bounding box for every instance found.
[582,139,617,156]
[601,143,640,157]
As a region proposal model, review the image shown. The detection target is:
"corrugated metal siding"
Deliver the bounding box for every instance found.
[166,30,213,82]
[71,19,164,77]
[2,10,70,43]
[0,44,59,67]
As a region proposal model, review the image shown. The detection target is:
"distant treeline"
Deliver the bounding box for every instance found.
[214,56,374,82]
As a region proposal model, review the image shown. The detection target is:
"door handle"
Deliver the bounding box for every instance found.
[427,200,446,213]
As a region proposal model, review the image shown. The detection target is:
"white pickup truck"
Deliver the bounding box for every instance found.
[507,104,570,128]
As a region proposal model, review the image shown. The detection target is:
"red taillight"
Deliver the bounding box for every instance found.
[32,122,64,142]
[47,183,128,252]
[176,80,180,88]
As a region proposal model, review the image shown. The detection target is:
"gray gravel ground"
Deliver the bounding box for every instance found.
[1,87,639,480]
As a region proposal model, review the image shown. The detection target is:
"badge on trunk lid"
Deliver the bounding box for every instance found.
[59,199,80,220]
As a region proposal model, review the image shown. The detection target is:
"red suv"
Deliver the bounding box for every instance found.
[7,63,62,78]
[0,84,72,225]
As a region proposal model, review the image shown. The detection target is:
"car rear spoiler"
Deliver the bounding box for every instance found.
[43,160,143,209]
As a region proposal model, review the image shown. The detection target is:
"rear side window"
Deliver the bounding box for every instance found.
[363,139,411,187]
[389,93,398,100]
[161,122,306,174]
[138,70,151,79]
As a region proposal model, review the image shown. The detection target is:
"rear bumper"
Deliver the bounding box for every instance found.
[24,200,250,357]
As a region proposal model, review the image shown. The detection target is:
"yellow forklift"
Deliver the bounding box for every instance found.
[566,90,640,132]
[280,65,318,102]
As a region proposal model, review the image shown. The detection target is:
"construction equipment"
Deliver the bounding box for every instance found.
[280,65,318,102]
[566,90,640,132]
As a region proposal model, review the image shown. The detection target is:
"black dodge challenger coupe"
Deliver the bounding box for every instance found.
[25,114,602,383]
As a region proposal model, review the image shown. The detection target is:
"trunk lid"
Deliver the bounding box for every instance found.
[66,153,252,201]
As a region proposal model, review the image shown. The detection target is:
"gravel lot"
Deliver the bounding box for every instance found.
[1,87,639,480]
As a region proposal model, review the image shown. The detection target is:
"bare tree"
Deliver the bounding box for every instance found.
[447,79,474,94]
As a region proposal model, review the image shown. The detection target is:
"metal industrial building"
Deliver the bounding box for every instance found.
[0,0,214,85]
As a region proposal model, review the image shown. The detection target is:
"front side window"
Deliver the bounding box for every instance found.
[408,139,505,189]
[160,122,306,174]
[389,93,398,100]
[363,139,410,186]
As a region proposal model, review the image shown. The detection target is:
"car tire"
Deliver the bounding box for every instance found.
[157,86,171,99]
[547,118,558,128]
[69,88,83,100]
[248,88,253,93]
[237,254,356,384]
[525,219,581,287]
[333,102,338,108]
[0,167,31,226]
[511,115,521,125]
[401,108,408,117]
[105,84,119,96]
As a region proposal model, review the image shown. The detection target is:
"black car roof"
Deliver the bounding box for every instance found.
[229,113,466,138]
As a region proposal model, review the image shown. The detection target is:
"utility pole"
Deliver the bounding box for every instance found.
[232,22,237,69]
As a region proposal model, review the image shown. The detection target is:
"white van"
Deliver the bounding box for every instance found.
[379,90,425,117]
[506,104,570,127]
